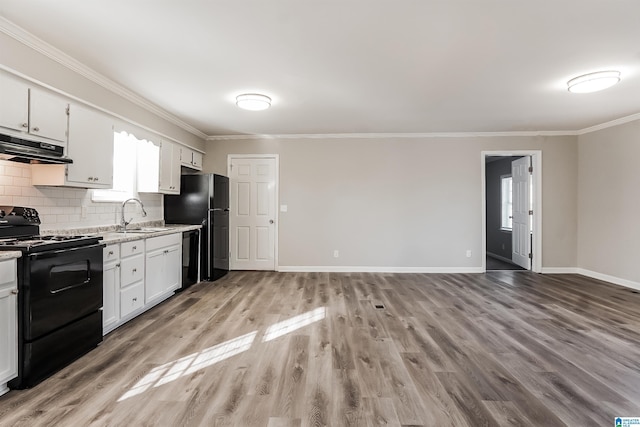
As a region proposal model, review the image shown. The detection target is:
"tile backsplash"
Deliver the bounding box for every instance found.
[0,160,162,231]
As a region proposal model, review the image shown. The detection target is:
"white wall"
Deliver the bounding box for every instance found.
[0,160,161,231]
[577,119,640,285]
[205,135,578,270]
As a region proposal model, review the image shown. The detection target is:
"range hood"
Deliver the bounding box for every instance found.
[0,133,73,164]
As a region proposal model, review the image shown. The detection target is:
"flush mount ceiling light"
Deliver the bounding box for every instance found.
[567,70,621,93]
[235,93,271,111]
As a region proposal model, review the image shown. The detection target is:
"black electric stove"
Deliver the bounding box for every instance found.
[0,206,101,251]
[0,206,104,389]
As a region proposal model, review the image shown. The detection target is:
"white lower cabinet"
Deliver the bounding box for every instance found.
[145,234,181,305]
[102,232,182,335]
[120,282,145,318]
[102,256,120,334]
[0,258,18,396]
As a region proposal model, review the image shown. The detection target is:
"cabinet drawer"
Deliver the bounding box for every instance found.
[120,255,144,287]
[103,245,120,263]
[146,233,181,252]
[120,282,144,318]
[121,240,144,257]
[0,259,17,286]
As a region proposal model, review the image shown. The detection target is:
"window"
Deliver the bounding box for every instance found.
[500,175,512,230]
[92,131,140,202]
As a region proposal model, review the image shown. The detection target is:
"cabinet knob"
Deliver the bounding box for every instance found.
[132,268,137,273]
[11,289,18,295]
[21,122,28,128]
[133,297,137,302]
[32,126,40,132]
[108,250,114,255]
[116,263,121,268]
[132,246,137,250]
[94,177,99,181]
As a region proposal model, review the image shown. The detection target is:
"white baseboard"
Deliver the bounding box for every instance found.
[277,266,484,273]
[277,266,640,291]
[576,268,640,292]
[540,267,579,274]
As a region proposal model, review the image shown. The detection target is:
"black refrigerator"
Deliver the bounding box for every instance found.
[164,173,229,281]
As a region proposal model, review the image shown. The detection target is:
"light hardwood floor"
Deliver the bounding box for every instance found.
[1,271,640,426]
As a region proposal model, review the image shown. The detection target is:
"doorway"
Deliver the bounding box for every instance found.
[227,154,279,271]
[481,151,542,273]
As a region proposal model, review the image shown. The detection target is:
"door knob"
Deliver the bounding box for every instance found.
[269,219,274,224]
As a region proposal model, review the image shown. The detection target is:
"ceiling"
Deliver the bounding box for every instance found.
[1,1,640,138]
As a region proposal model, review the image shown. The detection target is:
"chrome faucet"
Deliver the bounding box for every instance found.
[120,198,147,232]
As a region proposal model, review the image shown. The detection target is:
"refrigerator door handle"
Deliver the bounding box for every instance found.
[206,211,212,279]
[209,208,224,211]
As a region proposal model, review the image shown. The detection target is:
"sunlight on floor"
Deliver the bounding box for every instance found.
[117,331,257,402]
[117,307,327,402]
[263,307,326,342]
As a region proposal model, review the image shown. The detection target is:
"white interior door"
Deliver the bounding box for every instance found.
[511,156,531,269]
[229,157,277,270]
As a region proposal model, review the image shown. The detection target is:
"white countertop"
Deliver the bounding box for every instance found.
[0,251,22,260]
[97,224,201,245]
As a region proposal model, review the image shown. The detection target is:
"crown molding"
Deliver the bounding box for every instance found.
[206,130,579,141]
[0,16,207,140]
[576,112,640,135]
[207,113,640,141]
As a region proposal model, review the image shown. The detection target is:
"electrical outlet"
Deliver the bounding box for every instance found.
[466,250,472,258]
[333,250,339,258]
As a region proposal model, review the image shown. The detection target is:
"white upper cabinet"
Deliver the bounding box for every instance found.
[0,73,68,143]
[0,75,29,133]
[159,139,180,193]
[29,88,69,142]
[138,138,180,194]
[31,104,114,188]
[180,146,203,171]
[65,104,114,187]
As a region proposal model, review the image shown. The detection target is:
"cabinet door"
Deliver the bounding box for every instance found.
[0,287,18,389]
[165,245,181,293]
[120,282,144,318]
[102,261,120,334]
[159,140,174,192]
[66,104,114,188]
[170,142,181,190]
[0,73,29,133]
[29,88,68,142]
[192,151,203,170]
[180,146,193,168]
[145,249,166,304]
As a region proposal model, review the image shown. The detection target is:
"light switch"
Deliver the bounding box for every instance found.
[280,204,288,212]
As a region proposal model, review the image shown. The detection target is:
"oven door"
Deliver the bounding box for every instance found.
[23,243,103,341]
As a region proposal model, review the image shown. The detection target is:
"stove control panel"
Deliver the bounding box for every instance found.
[0,206,41,225]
